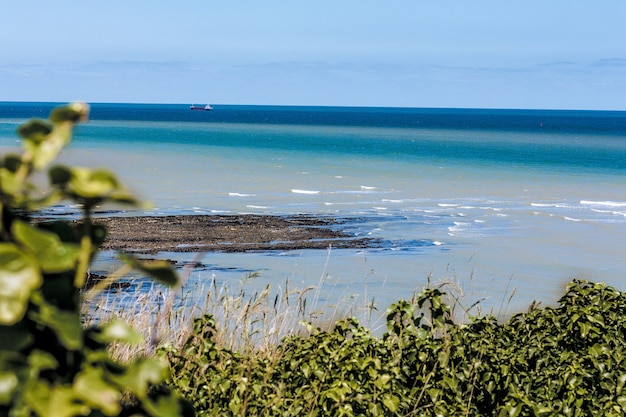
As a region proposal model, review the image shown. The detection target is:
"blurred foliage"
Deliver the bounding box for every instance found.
[0,103,191,417]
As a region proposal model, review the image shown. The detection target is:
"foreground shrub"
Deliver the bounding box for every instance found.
[163,279,626,416]
[0,104,190,416]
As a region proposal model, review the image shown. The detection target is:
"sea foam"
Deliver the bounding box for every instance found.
[292,189,320,195]
[581,200,626,208]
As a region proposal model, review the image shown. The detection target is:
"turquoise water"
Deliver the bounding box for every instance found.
[1,102,626,321]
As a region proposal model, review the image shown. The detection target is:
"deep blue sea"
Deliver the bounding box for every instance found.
[2,102,626,324]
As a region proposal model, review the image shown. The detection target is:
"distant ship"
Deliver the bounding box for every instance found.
[190,104,213,111]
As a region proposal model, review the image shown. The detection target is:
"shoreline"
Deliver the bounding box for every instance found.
[90,214,378,254]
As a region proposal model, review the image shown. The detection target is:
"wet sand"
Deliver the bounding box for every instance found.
[94,214,377,254]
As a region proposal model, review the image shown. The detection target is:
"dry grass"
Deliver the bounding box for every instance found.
[81,265,384,361]
[81,253,498,363]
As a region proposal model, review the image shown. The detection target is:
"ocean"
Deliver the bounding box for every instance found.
[1,102,626,323]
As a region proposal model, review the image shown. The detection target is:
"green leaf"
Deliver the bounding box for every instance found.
[617,374,626,395]
[22,113,78,170]
[17,119,53,142]
[13,220,80,273]
[325,388,343,403]
[67,167,121,198]
[92,319,144,345]
[46,385,90,417]
[428,388,441,402]
[0,321,33,351]
[109,358,169,399]
[443,375,458,391]
[74,367,121,416]
[49,165,138,206]
[121,254,179,287]
[579,322,592,338]
[23,380,52,417]
[0,168,22,196]
[1,154,23,173]
[0,244,42,325]
[49,102,89,124]
[0,372,18,404]
[48,164,72,186]
[143,393,183,417]
[30,298,83,350]
[382,394,400,413]
[374,374,391,390]
[28,350,59,371]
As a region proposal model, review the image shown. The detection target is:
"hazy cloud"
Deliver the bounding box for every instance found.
[590,58,626,67]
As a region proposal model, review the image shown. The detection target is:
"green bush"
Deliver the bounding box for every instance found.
[0,104,191,417]
[163,280,626,416]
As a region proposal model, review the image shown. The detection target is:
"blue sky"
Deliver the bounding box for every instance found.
[1,1,625,109]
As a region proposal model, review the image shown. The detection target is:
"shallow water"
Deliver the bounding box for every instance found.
[2,103,626,320]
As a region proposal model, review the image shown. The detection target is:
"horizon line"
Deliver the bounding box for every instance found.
[1,100,624,113]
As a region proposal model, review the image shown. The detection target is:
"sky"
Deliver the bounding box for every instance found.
[1,1,625,110]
